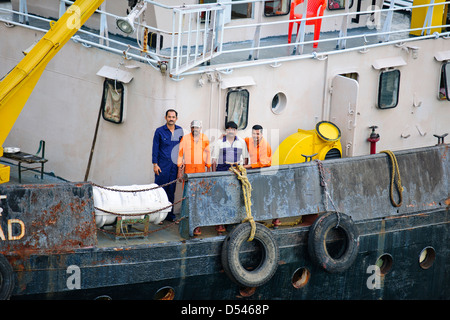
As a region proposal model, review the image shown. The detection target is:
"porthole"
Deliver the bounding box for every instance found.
[239,286,256,297]
[419,246,436,270]
[271,92,287,115]
[375,253,393,275]
[291,267,311,289]
[154,286,175,300]
[94,295,112,300]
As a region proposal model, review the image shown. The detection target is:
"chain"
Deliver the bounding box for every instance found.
[92,179,185,239]
[315,160,340,227]
[91,178,178,193]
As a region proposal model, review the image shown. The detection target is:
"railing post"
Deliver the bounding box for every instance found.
[59,0,65,18]
[249,0,263,60]
[381,0,396,42]
[169,10,176,73]
[19,0,29,25]
[422,0,436,35]
[293,0,308,55]
[99,2,109,46]
[337,0,351,49]
[176,8,183,74]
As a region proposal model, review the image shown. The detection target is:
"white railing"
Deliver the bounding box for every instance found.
[169,3,226,75]
[146,0,450,76]
[1,0,450,77]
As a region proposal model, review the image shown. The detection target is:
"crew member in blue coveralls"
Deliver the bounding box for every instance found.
[152,109,184,223]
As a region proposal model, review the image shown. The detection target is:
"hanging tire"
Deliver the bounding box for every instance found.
[221,223,279,288]
[308,212,359,273]
[0,254,15,300]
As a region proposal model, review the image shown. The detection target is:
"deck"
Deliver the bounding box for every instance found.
[0,157,309,249]
[1,0,447,77]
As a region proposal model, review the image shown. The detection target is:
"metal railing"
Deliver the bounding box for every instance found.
[1,0,449,77]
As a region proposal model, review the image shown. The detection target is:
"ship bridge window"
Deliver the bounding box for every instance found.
[264,0,290,16]
[328,0,354,10]
[226,88,249,130]
[200,0,253,20]
[100,79,125,124]
[438,62,450,101]
[378,69,400,109]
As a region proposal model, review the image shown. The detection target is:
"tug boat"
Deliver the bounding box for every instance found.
[0,0,448,300]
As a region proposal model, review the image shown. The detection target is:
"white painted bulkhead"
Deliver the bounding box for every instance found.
[1,17,449,186]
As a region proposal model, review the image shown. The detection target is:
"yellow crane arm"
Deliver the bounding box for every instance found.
[0,0,105,183]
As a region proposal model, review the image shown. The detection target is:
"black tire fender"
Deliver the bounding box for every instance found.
[308,212,359,273]
[221,223,279,288]
[0,254,15,300]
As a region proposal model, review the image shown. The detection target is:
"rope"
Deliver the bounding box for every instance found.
[229,164,256,241]
[380,150,403,207]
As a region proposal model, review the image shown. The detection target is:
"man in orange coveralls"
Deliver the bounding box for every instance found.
[244,124,280,227]
[244,124,272,169]
[177,120,211,236]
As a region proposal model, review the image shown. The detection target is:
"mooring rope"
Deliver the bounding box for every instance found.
[229,164,256,241]
[380,150,403,207]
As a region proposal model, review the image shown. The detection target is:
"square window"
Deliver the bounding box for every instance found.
[101,79,125,124]
[378,69,400,109]
[264,0,290,17]
[199,0,253,20]
[328,0,353,10]
[438,62,450,101]
[230,0,253,19]
[226,89,249,130]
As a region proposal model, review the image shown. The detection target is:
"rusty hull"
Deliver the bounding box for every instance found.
[180,145,449,237]
[0,145,447,298]
[0,182,96,255]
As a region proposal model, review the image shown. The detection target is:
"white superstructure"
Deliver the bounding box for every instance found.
[0,0,448,186]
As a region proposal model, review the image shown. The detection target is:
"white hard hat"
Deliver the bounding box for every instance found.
[190,120,202,127]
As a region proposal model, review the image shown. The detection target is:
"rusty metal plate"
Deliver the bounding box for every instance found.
[180,145,449,237]
[0,182,96,255]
